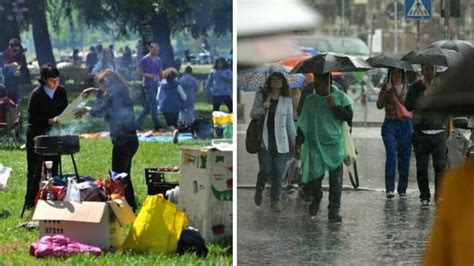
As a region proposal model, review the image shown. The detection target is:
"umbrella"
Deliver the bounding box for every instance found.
[290,52,372,74]
[428,40,474,56]
[402,47,463,67]
[419,51,474,116]
[366,54,414,71]
[237,64,306,92]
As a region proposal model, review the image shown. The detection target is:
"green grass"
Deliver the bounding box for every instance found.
[0,93,232,264]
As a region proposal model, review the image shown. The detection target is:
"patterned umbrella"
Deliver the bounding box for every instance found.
[237,63,306,92]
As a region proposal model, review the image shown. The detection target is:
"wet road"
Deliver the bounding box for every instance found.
[237,189,435,265]
[237,93,437,265]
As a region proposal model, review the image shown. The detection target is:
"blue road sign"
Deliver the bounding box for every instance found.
[405,0,432,20]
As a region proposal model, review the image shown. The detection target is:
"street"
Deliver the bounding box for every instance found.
[237,92,436,265]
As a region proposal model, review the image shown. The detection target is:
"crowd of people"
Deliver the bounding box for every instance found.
[0,37,233,217]
[251,60,452,223]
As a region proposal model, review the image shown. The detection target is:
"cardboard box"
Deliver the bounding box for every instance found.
[32,199,135,250]
[178,146,232,242]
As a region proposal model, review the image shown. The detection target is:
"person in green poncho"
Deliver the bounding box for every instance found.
[295,72,353,222]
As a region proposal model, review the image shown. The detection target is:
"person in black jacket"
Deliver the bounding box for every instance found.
[24,64,68,209]
[405,64,448,207]
[76,69,139,211]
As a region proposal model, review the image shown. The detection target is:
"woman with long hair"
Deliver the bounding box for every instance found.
[77,69,139,211]
[377,67,412,199]
[250,72,296,212]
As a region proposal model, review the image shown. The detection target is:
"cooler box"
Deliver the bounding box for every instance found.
[178,146,232,242]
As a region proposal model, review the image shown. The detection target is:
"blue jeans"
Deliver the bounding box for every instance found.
[381,119,413,194]
[136,85,161,130]
[256,148,288,202]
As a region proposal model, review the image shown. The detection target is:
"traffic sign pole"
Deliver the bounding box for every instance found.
[395,2,399,53]
[417,20,421,50]
[444,0,450,39]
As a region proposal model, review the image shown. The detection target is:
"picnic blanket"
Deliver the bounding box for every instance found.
[79,131,193,143]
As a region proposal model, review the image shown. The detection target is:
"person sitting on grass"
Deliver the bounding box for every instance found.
[157,67,187,131]
[0,85,17,125]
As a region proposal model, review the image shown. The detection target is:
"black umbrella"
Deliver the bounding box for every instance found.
[419,51,474,116]
[428,40,474,56]
[402,47,463,67]
[366,54,414,71]
[290,52,372,74]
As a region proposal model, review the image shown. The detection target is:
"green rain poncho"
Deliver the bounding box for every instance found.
[297,86,353,183]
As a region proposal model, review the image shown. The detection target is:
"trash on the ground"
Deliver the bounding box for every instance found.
[32,199,135,250]
[178,146,232,242]
[177,226,208,258]
[30,234,102,258]
[145,168,178,196]
[0,164,12,191]
[124,194,188,254]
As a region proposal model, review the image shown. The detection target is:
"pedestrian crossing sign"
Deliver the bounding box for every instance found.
[405,0,432,20]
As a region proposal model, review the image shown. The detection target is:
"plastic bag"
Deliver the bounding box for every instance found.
[343,122,356,166]
[123,194,188,254]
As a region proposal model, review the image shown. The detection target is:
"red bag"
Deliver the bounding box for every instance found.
[393,95,412,120]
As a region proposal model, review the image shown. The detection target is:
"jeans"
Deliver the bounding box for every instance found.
[163,112,179,128]
[112,138,139,211]
[136,85,161,130]
[212,95,233,113]
[256,148,288,202]
[381,119,413,194]
[412,130,447,201]
[309,164,343,211]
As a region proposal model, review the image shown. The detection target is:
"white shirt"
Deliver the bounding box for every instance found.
[43,86,56,99]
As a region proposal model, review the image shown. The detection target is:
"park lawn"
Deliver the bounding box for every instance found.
[0,86,233,265]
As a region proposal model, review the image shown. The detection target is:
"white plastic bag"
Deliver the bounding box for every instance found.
[64,178,81,202]
[0,165,12,191]
[342,122,356,166]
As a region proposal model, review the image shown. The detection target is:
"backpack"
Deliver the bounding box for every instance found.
[177,227,208,258]
[192,117,213,139]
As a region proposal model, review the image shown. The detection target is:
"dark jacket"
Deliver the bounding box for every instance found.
[89,86,137,145]
[26,85,68,141]
[405,80,447,131]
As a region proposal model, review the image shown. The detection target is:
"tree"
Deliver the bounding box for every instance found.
[69,0,232,68]
[0,0,22,51]
[28,0,56,66]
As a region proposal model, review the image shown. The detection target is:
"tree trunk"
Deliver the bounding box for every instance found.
[28,0,56,66]
[150,11,176,69]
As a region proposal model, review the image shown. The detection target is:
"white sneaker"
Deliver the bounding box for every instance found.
[172,129,179,144]
[386,191,395,199]
[421,200,430,207]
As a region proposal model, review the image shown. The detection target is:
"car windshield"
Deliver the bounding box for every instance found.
[329,38,370,56]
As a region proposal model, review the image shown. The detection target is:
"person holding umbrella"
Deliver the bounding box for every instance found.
[405,64,448,207]
[295,72,353,222]
[251,72,296,212]
[376,67,412,199]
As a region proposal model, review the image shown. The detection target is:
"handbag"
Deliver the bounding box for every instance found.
[393,94,412,120]
[245,92,267,154]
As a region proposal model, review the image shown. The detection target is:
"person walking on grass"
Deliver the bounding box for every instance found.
[405,64,448,207]
[295,72,353,222]
[205,57,232,113]
[377,68,413,199]
[135,42,163,131]
[251,72,296,212]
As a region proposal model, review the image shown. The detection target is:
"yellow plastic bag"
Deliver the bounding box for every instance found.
[123,194,188,254]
